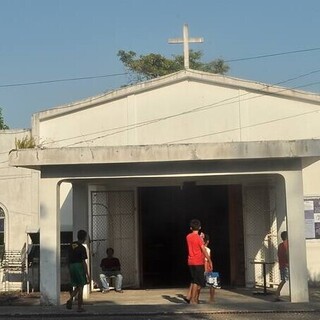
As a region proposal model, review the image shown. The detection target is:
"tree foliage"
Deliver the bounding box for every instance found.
[0,108,9,130]
[118,50,229,83]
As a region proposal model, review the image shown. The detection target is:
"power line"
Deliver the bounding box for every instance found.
[166,80,320,144]
[225,47,320,63]
[2,67,320,148]
[4,74,320,160]
[166,105,320,144]
[0,72,128,88]
[49,68,320,147]
[0,47,319,89]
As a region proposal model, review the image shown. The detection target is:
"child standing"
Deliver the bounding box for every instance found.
[203,234,215,303]
[275,231,289,301]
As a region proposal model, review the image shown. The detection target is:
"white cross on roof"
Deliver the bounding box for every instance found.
[168,24,204,69]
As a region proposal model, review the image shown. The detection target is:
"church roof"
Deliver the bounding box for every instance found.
[34,69,320,121]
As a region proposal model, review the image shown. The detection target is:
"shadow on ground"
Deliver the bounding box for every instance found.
[0,292,40,306]
[1,286,319,307]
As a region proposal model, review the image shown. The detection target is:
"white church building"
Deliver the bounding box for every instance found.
[1,69,320,305]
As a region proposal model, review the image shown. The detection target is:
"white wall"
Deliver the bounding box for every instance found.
[306,240,320,284]
[0,130,39,251]
[36,80,320,148]
[59,182,72,231]
[302,159,320,283]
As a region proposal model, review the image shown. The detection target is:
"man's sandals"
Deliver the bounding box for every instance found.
[66,299,72,310]
[66,299,86,312]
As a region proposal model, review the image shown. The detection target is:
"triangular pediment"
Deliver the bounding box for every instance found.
[35,69,320,121]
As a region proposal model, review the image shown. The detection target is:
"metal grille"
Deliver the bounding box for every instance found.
[243,185,278,288]
[0,250,25,291]
[0,207,5,249]
[91,191,136,288]
[268,187,280,287]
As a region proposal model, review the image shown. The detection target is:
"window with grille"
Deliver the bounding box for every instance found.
[90,191,136,288]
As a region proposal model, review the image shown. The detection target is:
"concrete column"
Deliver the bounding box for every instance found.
[39,178,60,305]
[72,183,89,235]
[283,170,309,302]
[275,176,289,296]
[72,183,90,298]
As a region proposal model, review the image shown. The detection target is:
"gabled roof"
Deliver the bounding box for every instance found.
[34,69,320,122]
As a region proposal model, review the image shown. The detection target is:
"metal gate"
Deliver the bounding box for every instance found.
[243,185,279,288]
[90,191,136,289]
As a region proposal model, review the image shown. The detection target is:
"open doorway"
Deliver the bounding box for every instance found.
[139,184,244,288]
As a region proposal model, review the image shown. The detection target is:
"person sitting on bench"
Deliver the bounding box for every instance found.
[99,247,123,293]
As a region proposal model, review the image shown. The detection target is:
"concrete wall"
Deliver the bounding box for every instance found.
[35,79,320,148]
[0,130,72,291]
[0,130,39,251]
[302,159,320,284]
[58,182,72,231]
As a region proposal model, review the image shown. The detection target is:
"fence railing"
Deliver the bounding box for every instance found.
[0,250,25,291]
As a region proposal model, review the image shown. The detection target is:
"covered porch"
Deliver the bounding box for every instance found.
[9,140,320,305]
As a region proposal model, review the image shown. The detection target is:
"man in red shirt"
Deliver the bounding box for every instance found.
[186,219,212,304]
[275,231,289,301]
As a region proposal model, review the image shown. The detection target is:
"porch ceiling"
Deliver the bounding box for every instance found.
[8,139,320,170]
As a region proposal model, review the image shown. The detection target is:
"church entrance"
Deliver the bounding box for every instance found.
[139,184,245,288]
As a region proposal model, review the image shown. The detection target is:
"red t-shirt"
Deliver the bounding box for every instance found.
[186,232,205,266]
[278,240,288,269]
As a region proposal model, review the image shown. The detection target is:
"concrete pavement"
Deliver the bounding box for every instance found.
[0,287,320,317]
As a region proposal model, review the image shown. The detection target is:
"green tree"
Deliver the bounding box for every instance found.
[118,50,229,83]
[0,108,9,130]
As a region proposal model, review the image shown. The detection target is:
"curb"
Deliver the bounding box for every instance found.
[1,308,320,318]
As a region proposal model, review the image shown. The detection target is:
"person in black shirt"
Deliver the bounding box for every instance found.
[99,247,123,293]
[66,230,89,312]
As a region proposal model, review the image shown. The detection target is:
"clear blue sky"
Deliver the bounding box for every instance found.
[1,0,320,128]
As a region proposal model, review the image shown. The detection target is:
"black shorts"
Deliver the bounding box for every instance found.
[189,265,205,287]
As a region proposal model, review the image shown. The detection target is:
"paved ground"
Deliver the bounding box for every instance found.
[2,312,320,320]
[0,287,320,318]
